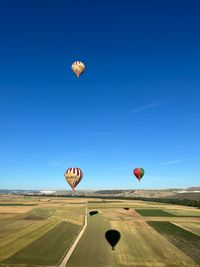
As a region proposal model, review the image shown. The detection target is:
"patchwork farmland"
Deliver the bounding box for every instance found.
[0,195,200,266]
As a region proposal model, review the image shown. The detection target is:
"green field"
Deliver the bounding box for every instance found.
[4,221,81,265]
[27,207,57,218]
[135,209,176,217]
[147,221,200,265]
[67,212,113,267]
[135,209,176,216]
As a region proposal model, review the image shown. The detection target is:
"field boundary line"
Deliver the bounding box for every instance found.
[58,202,88,267]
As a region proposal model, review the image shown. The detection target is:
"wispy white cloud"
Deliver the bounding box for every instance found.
[118,102,161,117]
[130,102,161,113]
[161,158,197,165]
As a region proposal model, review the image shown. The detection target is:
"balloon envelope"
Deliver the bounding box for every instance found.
[64,167,83,190]
[71,61,85,77]
[133,168,145,181]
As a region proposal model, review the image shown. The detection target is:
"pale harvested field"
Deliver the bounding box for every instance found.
[0,195,28,201]
[111,220,197,266]
[164,209,200,216]
[173,222,200,236]
[0,206,34,214]
[0,213,18,220]
[53,207,85,225]
[39,202,86,209]
[101,208,145,221]
[88,203,150,209]
[101,208,199,266]
[38,203,69,208]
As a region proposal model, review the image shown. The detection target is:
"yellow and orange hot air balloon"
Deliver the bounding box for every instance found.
[64,167,83,190]
[71,61,85,77]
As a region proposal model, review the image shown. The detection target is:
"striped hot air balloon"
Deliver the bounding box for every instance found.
[64,167,83,190]
[71,61,85,77]
[133,168,145,182]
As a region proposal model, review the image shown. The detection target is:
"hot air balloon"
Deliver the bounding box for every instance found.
[71,61,85,77]
[64,167,83,190]
[133,168,145,182]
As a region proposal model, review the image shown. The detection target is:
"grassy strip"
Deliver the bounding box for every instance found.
[88,201,123,203]
[0,203,37,206]
[27,207,56,218]
[135,209,176,217]
[67,213,112,267]
[22,214,46,220]
[3,221,81,266]
[54,207,85,225]
[147,221,200,264]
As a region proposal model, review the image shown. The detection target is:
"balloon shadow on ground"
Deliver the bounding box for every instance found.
[124,208,129,210]
[89,211,98,216]
[105,230,121,250]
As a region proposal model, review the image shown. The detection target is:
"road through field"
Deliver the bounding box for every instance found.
[1,197,200,266]
[59,202,88,267]
[67,208,198,267]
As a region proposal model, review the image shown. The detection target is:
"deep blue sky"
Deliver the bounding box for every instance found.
[0,0,200,190]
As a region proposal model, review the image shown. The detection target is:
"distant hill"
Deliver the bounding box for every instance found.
[95,190,134,194]
[186,187,200,191]
[0,187,199,200]
[93,189,180,199]
[169,193,200,201]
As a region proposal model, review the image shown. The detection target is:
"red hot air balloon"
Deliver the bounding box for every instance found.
[133,168,145,182]
[64,167,83,190]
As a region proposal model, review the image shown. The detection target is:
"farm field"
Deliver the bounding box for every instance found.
[0,195,199,266]
[4,221,81,266]
[0,195,85,266]
[67,208,199,267]
[147,221,200,265]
